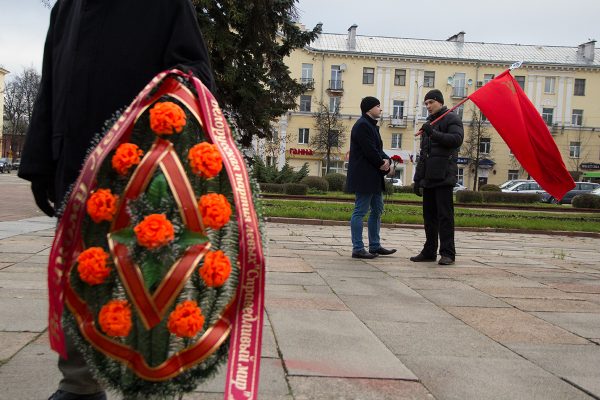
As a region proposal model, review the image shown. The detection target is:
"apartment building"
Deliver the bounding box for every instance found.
[259,26,600,188]
[0,67,8,157]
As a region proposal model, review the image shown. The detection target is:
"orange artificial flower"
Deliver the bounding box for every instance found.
[149,101,186,135]
[86,189,119,223]
[167,300,205,338]
[98,300,132,337]
[188,142,223,178]
[77,247,111,285]
[199,250,232,287]
[198,193,232,230]
[133,214,175,249]
[111,143,143,176]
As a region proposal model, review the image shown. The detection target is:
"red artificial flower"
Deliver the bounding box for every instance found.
[199,250,232,287]
[77,247,111,285]
[167,300,205,338]
[98,300,132,337]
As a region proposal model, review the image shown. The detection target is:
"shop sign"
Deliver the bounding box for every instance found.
[289,148,314,156]
[580,162,600,170]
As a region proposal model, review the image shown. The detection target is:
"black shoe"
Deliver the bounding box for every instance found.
[409,253,437,262]
[48,390,107,400]
[369,247,397,256]
[438,256,455,265]
[352,249,379,259]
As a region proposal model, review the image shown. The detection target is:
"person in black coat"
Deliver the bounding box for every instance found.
[346,96,397,259]
[18,1,214,399]
[411,89,464,265]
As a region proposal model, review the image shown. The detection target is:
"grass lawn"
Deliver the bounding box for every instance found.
[262,199,600,233]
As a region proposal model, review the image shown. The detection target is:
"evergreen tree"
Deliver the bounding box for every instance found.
[192,1,321,146]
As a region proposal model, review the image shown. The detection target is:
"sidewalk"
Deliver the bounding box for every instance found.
[1,217,599,399]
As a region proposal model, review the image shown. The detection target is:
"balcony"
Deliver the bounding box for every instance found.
[300,77,315,90]
[388,116,408,127]
[327,80,344,93]
[451,87,467,98]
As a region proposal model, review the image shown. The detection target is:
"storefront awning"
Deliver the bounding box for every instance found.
[582,171,600,178]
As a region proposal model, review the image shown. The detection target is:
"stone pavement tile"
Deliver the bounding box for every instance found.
[549,283,600,294]
[531,312,600,339]
[0,331,39,362]
[501,298,600,313]
[261,319,279,359]
[572,293,600,304]
[269,309,417,380]
[324,276,424,298]
[0,272,46,290]
[463,276,547,289]
[477,286,589,300]
[0,288,47,299]
[192,358,290,398]
[0,252,36,263]
[339,294,455,324]
[267,295,348,311]
[1,261,48,272]
[23,254,52,264]
[444,307,588,345]
[266,256,314,272]
[400,277,470,290]
[317,268,390,279]
[289,377,434,400]
[365,320,515,358]
[286,248,342,257]
[0,262,12,269]
[266,271,327,286]
[416,288,510,308]
[440,267,514,278]
[507,344,600,398]
[0,297,47,332]
[401,355,594,400]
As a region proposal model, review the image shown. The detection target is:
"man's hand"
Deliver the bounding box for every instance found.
[31,177,55,217]
[413,184,422,197]
[421,122,433,137]
[380,159,390,171]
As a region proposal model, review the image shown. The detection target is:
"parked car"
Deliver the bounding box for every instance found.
[541,182,600,204]
[453,183,467,193]
[501,180,542,194]
[0,158,11,174]
[385,178,403,187]
[11,158,20,170]
[499,179,529,190]
[591,187,600,196]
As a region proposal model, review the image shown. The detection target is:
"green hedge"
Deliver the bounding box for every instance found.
[456,190,484,203]
[457,190,540,204]
[324,173,346,191]
[283,183,308,195]
[394,185,415,194]
[259,182,284,193]
[572,194,600,209]
[300,176,329,192]
[479,184,501,192]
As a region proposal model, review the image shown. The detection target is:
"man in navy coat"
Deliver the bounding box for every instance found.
[346,96,397,259]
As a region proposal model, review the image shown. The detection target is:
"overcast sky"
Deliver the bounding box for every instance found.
[1,0,598,78]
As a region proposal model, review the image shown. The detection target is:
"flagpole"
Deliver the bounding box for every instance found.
[415,61,524,136]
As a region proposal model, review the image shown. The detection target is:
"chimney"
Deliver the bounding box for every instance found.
[347,24,358,50]
[447,31,465,43]
[577,40,596,62]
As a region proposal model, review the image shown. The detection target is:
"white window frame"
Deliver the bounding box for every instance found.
[362,67,375,85]
[544,77,556,94]
[452,73,466,98]
[574,79,586,96]
[569,141,581,158]
[394,69,406,86]
[542,108,554,125]
[457,168,464,185]
[515,76,526,90]
[299,95,312,112]
[508,169,519,181]
[479,138,491,155]
[483,74,495,84]
[321,161,345,176]
[423,71,435,88]
[329,96,341,113]
[298,128,309,144]
[392,100,405,119]
[391,133,402,149]
[572,109,583,126]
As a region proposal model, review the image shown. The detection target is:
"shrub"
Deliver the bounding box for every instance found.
[572,194,600,209]
[300,176,329,192]
[384,181,394,196]
[456,190,484,203]
[394,185,415,194]
[324,173,346,191]
[259,183,284,193]
[479,184,501,192]
[483,192,540,204]
[283,183,308,195]
[251,157,309,184]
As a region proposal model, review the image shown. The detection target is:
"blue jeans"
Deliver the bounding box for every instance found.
[350,192,384,252]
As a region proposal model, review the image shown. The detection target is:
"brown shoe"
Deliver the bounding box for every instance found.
[409,253,436,262]
[438,256,455,265]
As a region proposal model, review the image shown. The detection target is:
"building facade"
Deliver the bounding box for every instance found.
[260,26,600,188]
[0,67,8,157]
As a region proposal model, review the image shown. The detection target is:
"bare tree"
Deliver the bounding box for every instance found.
[311,100,346,175]
[565,127,591,181]
[462,106,491,190]
[263,129,284,167]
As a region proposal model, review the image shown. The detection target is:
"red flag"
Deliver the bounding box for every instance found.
[468,70,574,200]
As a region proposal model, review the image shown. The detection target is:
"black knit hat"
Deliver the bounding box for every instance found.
[360,96,380,114]
[424,89,444,105]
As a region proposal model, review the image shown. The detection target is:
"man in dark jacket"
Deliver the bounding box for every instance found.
[18,1,214,399]
[411,89,464,265]
[346,96,397,259]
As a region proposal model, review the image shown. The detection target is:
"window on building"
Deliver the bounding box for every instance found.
[515,75,526,90]
[452,73,466,97]
[544,77,556,94]
[574,78,586,96]
[508,169,519,181]
[454,104,464,120]
[321,161,345,175]
[394,69,406,86]
[329,96,341,113]
[330,65,342,89]
[421,105,429,119]
[542,108,554,125]
[572,109,583,126]
[299,95,312,112]
[266,156,274,166]
[391,133,402,149]
[392,100,405,119]
[363,67,375,84]
[457,168,464,185]
[301,63,313,86]
[569,141,581,158]
[483,74,495,84]
[424,71,435,87]
[479,138,491,154]
[298,128,309,144]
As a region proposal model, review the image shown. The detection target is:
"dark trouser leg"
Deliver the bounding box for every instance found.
[421,187,438,257]
[57,330,103,395]
[436,185,456,259]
